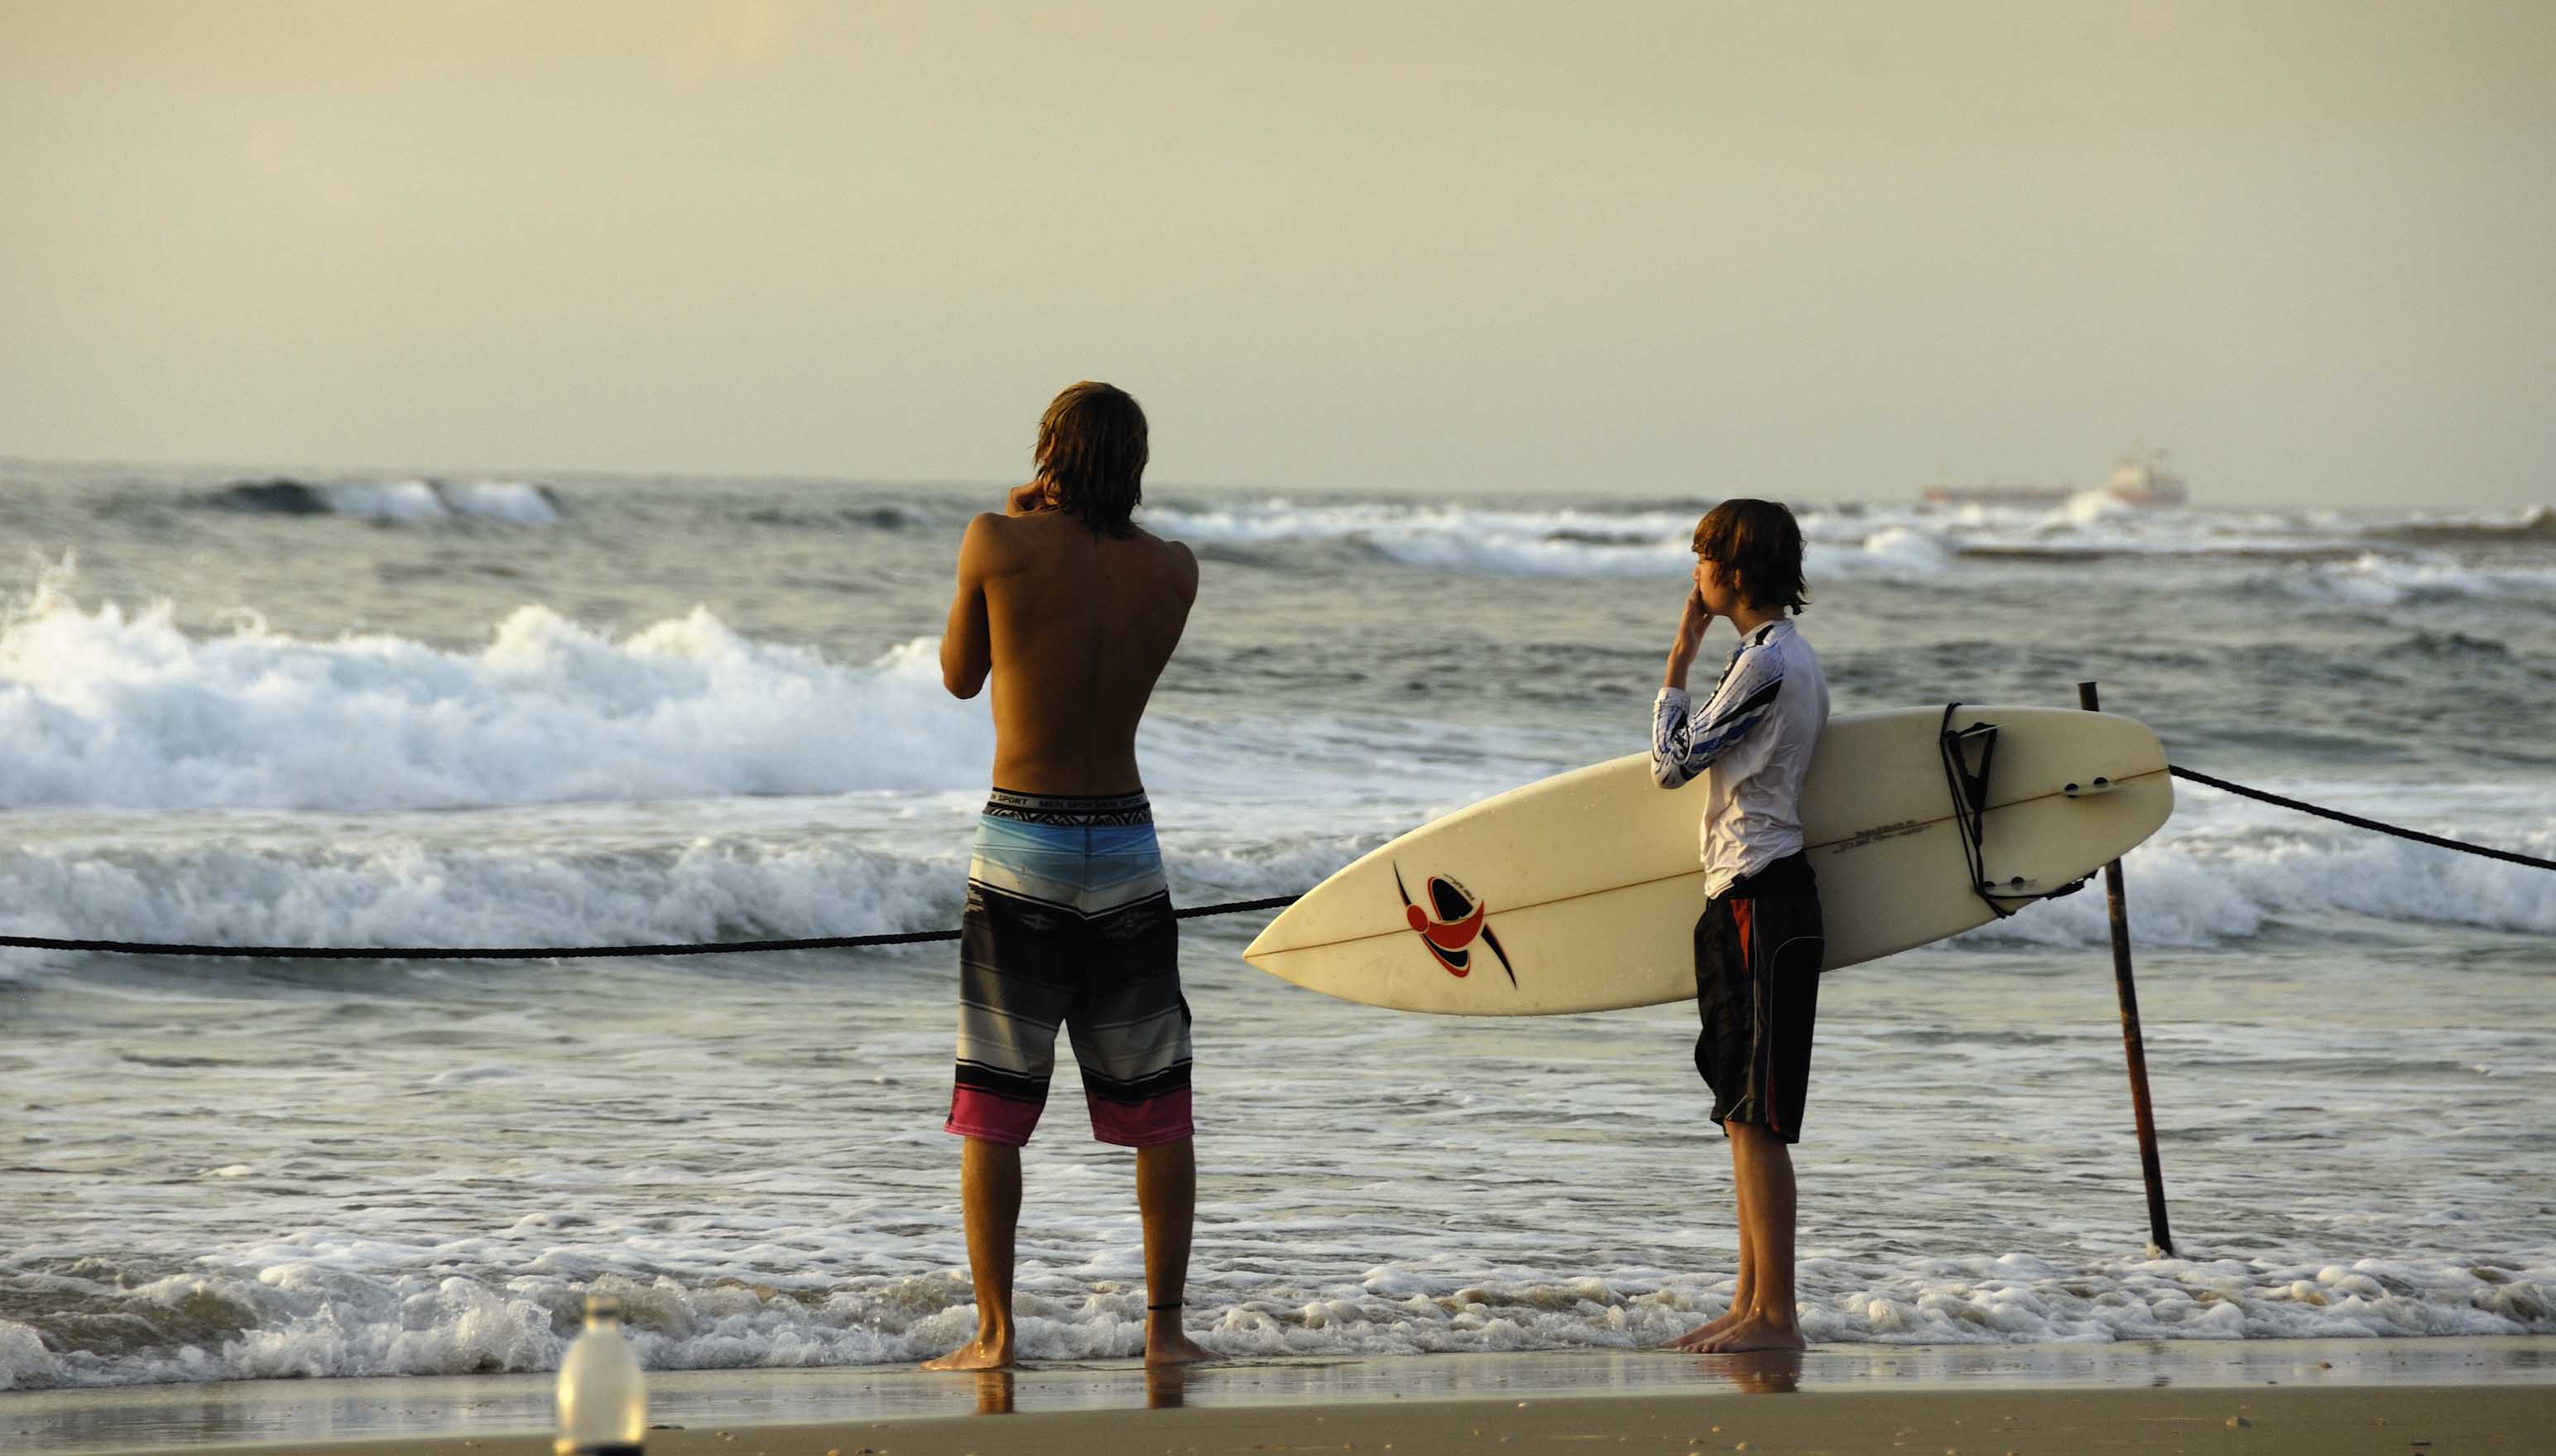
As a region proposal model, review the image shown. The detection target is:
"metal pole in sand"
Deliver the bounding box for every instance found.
[2079,680,2175,1257]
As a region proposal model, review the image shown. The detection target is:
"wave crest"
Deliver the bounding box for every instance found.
[1145,501,1951,579]
[0,585,991,811]
[208,478,560,525]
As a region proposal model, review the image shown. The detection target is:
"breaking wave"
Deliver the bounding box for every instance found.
[208,478,560,525]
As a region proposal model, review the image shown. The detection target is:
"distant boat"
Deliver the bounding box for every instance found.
[1918,482,2075,507]
[1920,449,2188,508]
[2101,449,2188,507]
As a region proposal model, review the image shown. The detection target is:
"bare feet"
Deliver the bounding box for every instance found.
[1694,1313,1804,1354]
[1662,1305,1746,1352]
[1145,1329,1218,1367]
[921,1333,1015,1371]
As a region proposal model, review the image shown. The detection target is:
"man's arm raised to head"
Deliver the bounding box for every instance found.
[940,513,1003,699]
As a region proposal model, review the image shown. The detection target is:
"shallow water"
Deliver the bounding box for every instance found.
[2,465,2550,1386]
[12,1341,2556,1454]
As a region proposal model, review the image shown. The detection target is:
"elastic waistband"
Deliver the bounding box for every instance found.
[1718,851,1815,901]
[983,787,1154,825]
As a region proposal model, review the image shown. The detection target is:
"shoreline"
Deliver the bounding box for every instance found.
[9,1338,2549,1455]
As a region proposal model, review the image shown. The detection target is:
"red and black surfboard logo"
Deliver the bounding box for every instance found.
[1394,865,1516,986]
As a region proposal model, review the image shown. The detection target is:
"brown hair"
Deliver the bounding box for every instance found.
[1691,498,1809,615]
[1035,382,1148,538]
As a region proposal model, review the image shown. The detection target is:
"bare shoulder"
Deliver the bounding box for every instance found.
[959,511,1028,569]
[1131,525,1199,598]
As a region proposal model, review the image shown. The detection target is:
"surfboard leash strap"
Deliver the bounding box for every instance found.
[1938,702,2030,918]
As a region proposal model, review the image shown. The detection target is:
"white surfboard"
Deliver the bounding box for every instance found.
[1241,705,2172,1015]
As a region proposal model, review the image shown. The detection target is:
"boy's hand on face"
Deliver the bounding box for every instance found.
[1666,588,1714,688]
[1007,479,1056,517]
[1674,587,1715,656]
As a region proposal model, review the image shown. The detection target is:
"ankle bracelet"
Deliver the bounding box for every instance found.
[1146,1301,1182,1312]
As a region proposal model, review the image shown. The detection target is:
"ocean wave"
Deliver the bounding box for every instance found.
[2369,505,2556,546]
[0,836,961,967]
[2270,552,2556,607]
[734,502,940,532]
[0,581,1564,819]
[1144,501,1952,579]
[0,563,1602,840]
[0,584,992,811]
[0,788,2542,976]
[1957,786,2556,949]
[3,1246,2544,1389]
[207,478,560,525]
[0,828,1366,975]
[1145,497,2556,581]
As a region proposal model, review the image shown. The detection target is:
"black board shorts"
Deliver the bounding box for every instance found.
[1694,851,1825,1144]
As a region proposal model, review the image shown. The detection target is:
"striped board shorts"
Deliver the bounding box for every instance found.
[944,788,1194,1148]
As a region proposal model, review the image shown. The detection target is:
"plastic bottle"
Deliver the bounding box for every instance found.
[555,1294,646,1456]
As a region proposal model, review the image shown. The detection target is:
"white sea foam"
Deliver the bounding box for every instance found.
[1142,497,2539,579]
[0,786,2541,972]
[2,1245,2545,1389]
[314,479,560,525]
[1149,501,1952,579]
[317,480,450,522]
[434,481,561,525]
[2278,552,2556,606]
[0,834,961,959]
[0,584,995,810]
[0,824,1378,968]
[0,569,2543,954]
[1956,783,2556,949]
[0,574,1593,817]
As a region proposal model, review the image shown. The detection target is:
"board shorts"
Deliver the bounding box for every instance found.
[1694,851,1824,1145]
[945,788,1194,1149]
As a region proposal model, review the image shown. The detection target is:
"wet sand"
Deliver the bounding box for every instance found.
[9,1339,2549,1455]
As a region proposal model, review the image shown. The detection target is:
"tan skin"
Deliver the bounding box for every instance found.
[1659,555,1808,1355]
[925,473,1213,1372]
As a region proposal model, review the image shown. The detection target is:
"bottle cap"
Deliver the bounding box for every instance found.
[584,1293,622,1321]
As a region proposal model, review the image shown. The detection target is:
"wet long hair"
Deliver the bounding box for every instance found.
[1035,382,1148,538]
[1691,498,1809,615]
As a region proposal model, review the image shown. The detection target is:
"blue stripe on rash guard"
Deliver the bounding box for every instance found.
[1653,666,1785,789]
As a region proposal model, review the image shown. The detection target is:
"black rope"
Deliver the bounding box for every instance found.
[3,766,2548,962]
[0,894,1302,960]
[2167,766,2556,872]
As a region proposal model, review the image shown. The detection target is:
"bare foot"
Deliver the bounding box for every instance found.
[1145,1329,1218,1367]
[1696,1314,1805,1354]
[921,1333,1015,1371]
[1662,1306,1746,1351]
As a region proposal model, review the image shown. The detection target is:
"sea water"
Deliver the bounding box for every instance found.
[0,463,2549,1388]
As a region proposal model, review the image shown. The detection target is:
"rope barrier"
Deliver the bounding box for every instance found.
[0,768,2544,960]
[0,895,1301,959]
[2166,766,2556,872]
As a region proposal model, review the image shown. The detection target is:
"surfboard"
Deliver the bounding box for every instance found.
[1241,705,2172,1015]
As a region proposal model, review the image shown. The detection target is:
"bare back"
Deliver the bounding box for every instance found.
[943,510,1197,795]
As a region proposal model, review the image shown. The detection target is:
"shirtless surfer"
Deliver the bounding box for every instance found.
[924,382,1213,1370]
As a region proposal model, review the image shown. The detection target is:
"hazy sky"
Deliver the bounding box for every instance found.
[3,1,2549,507]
